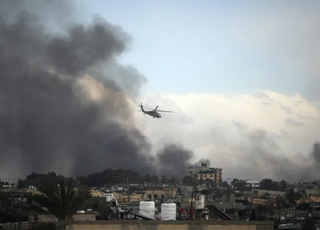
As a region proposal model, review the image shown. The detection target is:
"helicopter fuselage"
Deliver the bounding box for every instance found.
[140,103,171,119]
[144,110,161,118]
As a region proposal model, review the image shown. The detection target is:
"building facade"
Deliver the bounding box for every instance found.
[144,187,177,201]
[186,162,222,186]
[244,179,260,188]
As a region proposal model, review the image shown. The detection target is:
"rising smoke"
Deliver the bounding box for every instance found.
[228,121,320,182]
[0,0,199,180]
[5,1,317,183]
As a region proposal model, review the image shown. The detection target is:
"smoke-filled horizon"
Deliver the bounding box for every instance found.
[0,0,319,183]
[0,0,202,180]
[224,122,320,183]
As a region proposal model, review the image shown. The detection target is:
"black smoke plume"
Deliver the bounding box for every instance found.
[155,144,214,180]
[0,0,199,180]
[311,142,320,163]
[156,144,193,180]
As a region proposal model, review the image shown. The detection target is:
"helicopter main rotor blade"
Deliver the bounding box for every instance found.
[157,110,172,113]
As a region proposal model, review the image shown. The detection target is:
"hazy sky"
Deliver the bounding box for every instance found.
[2,0,319,182]
[73,1,320,180]
[81,0,320,99]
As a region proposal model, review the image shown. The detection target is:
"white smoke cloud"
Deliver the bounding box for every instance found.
[137,90,320,181]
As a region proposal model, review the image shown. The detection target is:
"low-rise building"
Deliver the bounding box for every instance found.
[144,187,177,200]
[186,162,222,186]
[251,189,285,197]
[244,180,260,188]
[178,186,193,196]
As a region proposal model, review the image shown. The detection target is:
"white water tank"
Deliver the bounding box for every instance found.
[105,193,113,202]
[139,201,155,219]
[161,203,177,220]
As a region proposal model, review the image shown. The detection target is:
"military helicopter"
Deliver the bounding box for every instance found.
[139,103,172,119]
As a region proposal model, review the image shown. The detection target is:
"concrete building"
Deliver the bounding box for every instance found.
[186,162,222,186]
[226,178,260,188]
[144,187,177,201]
[251,189,285,197]
[177,186,193,196]
[244,180,260,188]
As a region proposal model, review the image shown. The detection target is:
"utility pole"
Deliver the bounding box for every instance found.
[127,177,130,202]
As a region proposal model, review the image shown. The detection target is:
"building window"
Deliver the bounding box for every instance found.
[148,195,152,199]
[154,195,158,199]
[210,175,213,177]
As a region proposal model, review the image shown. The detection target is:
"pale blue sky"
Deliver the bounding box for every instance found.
[78,0,320,99]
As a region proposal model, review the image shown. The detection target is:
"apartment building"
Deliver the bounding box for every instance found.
[186,162,223,186]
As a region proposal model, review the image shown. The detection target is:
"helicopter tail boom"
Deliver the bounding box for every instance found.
[140,103,145,113]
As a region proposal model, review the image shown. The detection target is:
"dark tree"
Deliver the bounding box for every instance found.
[221,181,229,188]
[19,172,72,189]
[98,201,113,220]
[231,179,239,187]
[204,178,217,188]
[285,188,302,206]
[152,174,159,183]
[260,178,280,191]
[77,169,144,187]
[280,180,287,191]
[17,179,26,189]
[296,201,309,211]
[144,174,152,183]
[170,177,176,185]
[182,176,199,187]
[31,177,92,221]
[234,180,251,192]
[161,175,168,183]
[302,218,317,230]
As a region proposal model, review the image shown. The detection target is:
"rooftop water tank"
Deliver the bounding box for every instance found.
[139,201,155,219]
[161,203,177,220]
[105,193,113,202]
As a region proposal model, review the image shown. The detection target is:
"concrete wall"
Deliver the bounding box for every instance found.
[65,220,274,230]
[305,188,320,195]
[144,188,177,200]
[252,189,285,197]
[28,214,97,222]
